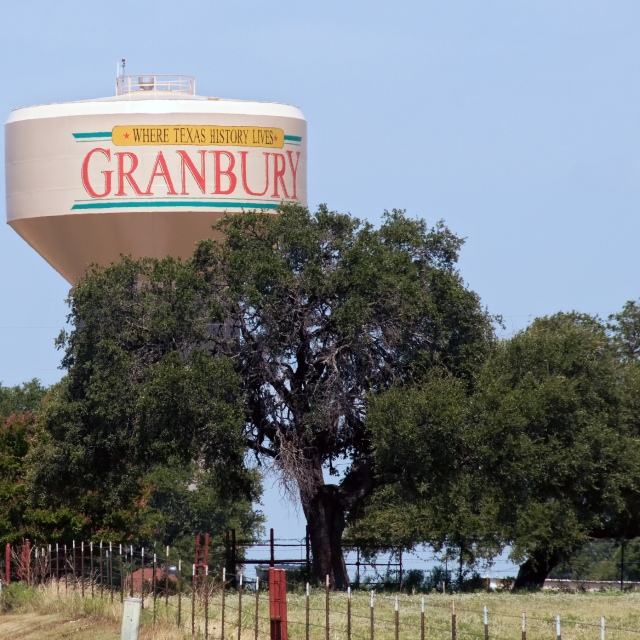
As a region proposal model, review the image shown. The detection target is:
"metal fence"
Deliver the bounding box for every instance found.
[4,539,640,640]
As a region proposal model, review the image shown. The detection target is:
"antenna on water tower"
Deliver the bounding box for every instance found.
[121,59,126,77]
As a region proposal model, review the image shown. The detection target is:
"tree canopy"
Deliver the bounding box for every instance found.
[0,379,47,417]
[31,203,495,587]
[28,257,261,542]
[25,203,640,588]
[191,204,496,587]
[355,311,640,586]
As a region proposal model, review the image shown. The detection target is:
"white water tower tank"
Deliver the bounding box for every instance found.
[5,74,307,283]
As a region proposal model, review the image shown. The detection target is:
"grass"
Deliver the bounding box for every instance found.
[3,580,640,640]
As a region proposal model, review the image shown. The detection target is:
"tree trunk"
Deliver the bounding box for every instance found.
[299,458,375,590]
[303,484,350,590]
[513,549,563,589]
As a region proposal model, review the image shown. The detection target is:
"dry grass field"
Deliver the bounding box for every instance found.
[3,581,640,640]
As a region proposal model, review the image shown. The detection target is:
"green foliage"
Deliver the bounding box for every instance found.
[355,311,640,581]
[608,300,640,362]
[192,202,496,467]
[550,538,640,582]
[0,379,47,418]
[28,256,260,542]
[550,539,620,580]
[357,563,482,594]
[135,458,264,563]
[0,411,36,544]
[477,313,637,563]
[190,203,496,585]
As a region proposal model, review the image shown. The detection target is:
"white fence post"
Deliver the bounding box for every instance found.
[121,597,142,640]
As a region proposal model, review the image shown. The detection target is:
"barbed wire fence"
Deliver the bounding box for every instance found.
[3,534,640,640]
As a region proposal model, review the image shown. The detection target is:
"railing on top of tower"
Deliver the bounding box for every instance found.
[115,74,196,96]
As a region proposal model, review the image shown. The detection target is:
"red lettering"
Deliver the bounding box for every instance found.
[272,153,289,198]
[146,151,178,195]
[239,151,270,196]
[286,151,301,200]
[115,152,145,196]
[210,150,237,195]
[81,148,113,198]
[177,150,206,195]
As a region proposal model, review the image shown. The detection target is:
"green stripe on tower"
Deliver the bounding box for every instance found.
[284,135,302,142]
[73,132,112,139]
[71,201,279,211]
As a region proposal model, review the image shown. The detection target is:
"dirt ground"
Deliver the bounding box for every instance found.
[0,612,120,640]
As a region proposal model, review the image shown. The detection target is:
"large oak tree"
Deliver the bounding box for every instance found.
[194,204,495,588]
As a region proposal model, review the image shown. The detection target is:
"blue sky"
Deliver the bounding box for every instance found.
[1,0,639,567]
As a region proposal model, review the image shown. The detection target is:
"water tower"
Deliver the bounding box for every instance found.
[5,73,307,283]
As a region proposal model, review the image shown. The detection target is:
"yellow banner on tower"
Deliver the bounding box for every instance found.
[112,125,285,148]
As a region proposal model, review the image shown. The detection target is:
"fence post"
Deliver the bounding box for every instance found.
[90,543,93,598]
[141,547,145,608]
[48,544,52,585]
[522,612,526,640]
[269,568,287,640]
[370,590,374,640]
[81,542,85,598]
[452,600,456,640]
[280,568,288,640]
[232,529,237,588]
[165,545,169,608]
[205,565,209,639]
[56,543,59,595]
[601,617,605,640]
[306,526,311,579]
[348,587,352,640]
[484,606,488,640]
[306,582,309,640]
[129,546,134,598]
[26,539,30,586]
[238,573,243,640]
[270,529,275,568]
[153,553,157,626]
[192,564,195,639]
[442,581,445,594]
[105,550,110,600]
[121,597,142,640]
[256,576,260,640]
[99,541,103,598]
[421,597,425,640]
[394,596,399,640]
[269,568,279,640]
[64,544,68,594]
[110,543,113,603]
[5,544,9,586]
[326,574,330,640]
[222,567,226,640]
[178,559,182,628]
[120,545,124,604]
[556,615,561,640]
